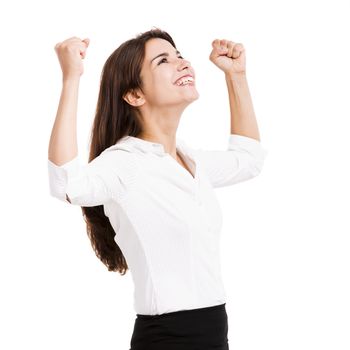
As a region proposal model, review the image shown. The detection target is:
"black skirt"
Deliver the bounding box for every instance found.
[129,302,229,350]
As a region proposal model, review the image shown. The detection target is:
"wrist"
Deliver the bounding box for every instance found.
[62,75,81,84]
[225,71,247,81]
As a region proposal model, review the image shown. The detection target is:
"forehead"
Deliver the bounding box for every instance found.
[145,38,177,59]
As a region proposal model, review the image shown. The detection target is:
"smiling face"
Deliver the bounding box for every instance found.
[124,38,199,111]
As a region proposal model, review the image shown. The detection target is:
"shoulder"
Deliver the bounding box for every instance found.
[93,146,139,185]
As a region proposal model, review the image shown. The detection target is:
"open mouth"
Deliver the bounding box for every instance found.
[174,76,195,86]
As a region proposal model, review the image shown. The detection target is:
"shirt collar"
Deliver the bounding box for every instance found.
[103,135,191,158]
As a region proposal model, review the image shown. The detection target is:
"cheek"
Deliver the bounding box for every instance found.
[156,70,174,88]
[145,71,180,102]
[152,78,175,97]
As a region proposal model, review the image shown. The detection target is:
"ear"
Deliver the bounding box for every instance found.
[123,88,145,107]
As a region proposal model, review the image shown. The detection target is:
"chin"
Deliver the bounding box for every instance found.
[189,90,200,101]
[183,94,200,106]
[186,86,200,99]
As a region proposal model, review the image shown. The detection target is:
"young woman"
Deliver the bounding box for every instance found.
[48,28,268,350]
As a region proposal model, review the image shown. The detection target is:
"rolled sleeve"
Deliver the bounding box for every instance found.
[48,154,123,206]
[191,134,269,188]
[228,134,269,175]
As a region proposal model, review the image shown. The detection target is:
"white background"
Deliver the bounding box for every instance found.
[1,0,349,349]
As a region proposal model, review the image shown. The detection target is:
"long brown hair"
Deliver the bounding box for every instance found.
[81,28,177,274]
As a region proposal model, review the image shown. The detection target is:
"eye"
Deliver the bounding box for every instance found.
[158,56,184,65]
[158,58,168,65]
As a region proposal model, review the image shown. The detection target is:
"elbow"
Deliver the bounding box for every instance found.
[48,183,70,204]
[249,145,269,177]
[249,156,267,177]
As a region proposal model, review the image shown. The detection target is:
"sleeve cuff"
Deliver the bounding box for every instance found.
[48,156,80,176]
[228,134,269,161]
[47,156,81,202]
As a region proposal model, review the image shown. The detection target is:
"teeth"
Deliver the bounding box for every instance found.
[176,76,194,86]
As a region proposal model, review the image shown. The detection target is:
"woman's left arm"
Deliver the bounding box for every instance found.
[225,73,261,141]
[209,39,261,142]
[187,39,267,188]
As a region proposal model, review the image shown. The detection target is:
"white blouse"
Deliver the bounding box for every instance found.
[48,134,268,315]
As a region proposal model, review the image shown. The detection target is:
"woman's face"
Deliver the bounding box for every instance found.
[138,38,199,109]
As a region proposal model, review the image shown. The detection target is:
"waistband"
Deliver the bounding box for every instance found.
[136,302,226,320]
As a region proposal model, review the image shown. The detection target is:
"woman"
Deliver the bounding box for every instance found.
[48,28,268,350]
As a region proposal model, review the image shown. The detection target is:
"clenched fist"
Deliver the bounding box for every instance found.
[209,39,246,76]
[54,36,90,79]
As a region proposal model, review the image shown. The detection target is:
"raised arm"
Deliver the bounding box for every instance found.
[188,39,268,188]
[48,37,89,167]
[47,37,117,206]
[48,37,129,207]
[209,38,261,141]
[48,37,90,204]
[48,77,79,169]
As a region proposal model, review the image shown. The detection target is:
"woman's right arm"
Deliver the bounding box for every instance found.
[47,37,118,206]
[48,78,80,204]
[48,77,79,167]
[48,37,89,204]
[48,36,89,165]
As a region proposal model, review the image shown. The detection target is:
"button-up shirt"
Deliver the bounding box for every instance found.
[47,134,268,315]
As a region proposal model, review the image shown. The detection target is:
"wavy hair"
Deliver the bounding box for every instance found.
[80,28,177,274]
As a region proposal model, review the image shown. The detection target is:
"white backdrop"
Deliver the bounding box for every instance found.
[1,0,349,349]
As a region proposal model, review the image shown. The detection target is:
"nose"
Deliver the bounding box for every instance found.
[177,57,191,71]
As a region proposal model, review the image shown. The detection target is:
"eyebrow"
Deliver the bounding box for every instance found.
[150,50,181,64]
